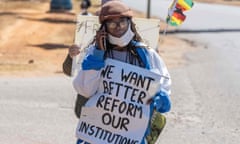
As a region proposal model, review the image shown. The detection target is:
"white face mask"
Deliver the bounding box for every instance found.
[108,24,135,47]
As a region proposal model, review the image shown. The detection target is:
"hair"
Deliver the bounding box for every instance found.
[129,20,144,43]
[81,0,91,9]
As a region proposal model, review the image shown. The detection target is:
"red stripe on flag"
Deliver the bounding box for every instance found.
[172,11,186,21]
[176,3,188,11]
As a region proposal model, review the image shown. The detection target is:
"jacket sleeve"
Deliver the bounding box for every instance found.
[62,54,72,76]
[148,49,172,113]
[73,46,105,98]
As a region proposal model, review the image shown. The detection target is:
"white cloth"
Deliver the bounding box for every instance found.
[108,24,135,47]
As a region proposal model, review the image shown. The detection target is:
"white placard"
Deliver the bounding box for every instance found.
[76,58,163,144]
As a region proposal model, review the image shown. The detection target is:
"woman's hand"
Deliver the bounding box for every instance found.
[68,44,80,58]
[96,27,107,50]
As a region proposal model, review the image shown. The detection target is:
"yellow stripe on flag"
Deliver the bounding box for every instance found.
[178,0,192,10]
[171,16,183,25]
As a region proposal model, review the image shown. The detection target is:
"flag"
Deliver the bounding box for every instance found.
[166,0,194,26]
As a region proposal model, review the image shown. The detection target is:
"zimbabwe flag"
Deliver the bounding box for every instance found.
[166,0,193,26]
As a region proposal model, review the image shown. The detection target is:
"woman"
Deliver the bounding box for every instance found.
[73,1,171,144]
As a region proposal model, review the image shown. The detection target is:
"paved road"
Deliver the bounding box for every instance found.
[0,76,78,144]
[122,0,240,143]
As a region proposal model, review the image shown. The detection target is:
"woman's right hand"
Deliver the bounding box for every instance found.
[96,27,107,50]
[69,44,80,58]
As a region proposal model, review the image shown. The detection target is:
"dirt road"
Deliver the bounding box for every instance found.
[0,1,77,77]
[0,0,195,77]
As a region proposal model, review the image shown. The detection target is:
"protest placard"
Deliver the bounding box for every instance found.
[76,58,163,143]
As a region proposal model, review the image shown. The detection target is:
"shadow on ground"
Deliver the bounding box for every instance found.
[29,43,69,50]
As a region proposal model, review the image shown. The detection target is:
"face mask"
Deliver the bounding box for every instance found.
[108,24,135,47]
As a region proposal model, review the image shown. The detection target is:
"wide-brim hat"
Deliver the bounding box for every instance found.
[99,0,133,24]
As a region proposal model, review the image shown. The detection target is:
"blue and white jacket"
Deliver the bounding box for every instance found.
[73,41,171,144]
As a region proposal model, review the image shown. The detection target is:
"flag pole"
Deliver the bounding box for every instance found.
[159,0,178,49]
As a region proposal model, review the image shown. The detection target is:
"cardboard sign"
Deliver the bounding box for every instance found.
[72,15,160,76]
[76,59,163,144]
